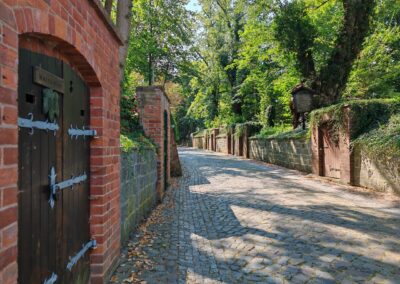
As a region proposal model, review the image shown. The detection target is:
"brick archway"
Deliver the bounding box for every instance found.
[0,1,122,283]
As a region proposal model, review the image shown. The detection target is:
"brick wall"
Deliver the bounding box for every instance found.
[120,149,157,244]
[0,1,122,283]
[353,147,400,195]
[249,138,312,173]
[137,86,171,201]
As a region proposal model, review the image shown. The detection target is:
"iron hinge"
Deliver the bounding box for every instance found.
[18,113,59,135]
[48,167,87,208]
[68,125,97,139]
[67,239,97,271]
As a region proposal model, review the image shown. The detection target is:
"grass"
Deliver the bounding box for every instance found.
[252,125,308,140]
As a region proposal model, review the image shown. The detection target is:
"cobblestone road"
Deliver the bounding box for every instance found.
[110,148,400,284]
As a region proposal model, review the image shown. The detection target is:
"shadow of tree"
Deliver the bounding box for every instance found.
[173,149,400,283]
[112,148,400,284]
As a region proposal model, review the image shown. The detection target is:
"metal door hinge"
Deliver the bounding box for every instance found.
[67,239,97,271]
[48,167,87,208]
[18,113,59,135]
[68,125,97,139]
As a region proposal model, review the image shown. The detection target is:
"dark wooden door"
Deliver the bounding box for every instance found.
[18,49,91,284]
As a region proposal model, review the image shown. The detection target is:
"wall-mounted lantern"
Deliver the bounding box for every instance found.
[291,84,315,129]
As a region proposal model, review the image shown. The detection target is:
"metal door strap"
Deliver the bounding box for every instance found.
[68,125,97,139]
[18,113,59,135]
[43,272,57,284]
[48,167,87,208]
[67,240,97,271]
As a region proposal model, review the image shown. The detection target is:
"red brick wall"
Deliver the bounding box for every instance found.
[137,86,171,201]
[0,1,122,283]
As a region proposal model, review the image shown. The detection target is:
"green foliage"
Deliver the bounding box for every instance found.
[310,98,400,141]
[354,114,400,159]
[256,128,308,140]
[120,97,139,134]
[126,0,195,85]
[234,121,262,138]
[344,0,400,98]
[193,129,207,138]
[123,0,400,140]
[254,124,293,138]
[120,133,157,153]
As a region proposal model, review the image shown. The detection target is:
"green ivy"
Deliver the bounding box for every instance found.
[309,98,400,139]
[120,132,157,153]
[353,114,400,159]
[253,125,307,140]
[309,98,400,157]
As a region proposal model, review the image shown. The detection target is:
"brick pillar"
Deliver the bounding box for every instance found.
[137,86,171,201]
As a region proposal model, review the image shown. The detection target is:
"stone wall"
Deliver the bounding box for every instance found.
[193,136,205,149]
[249,138,312,173]
[216,135,228,153]
[120,149,158,244]
[353,147,400,195]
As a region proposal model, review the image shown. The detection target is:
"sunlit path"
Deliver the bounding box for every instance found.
[111,148,400,284]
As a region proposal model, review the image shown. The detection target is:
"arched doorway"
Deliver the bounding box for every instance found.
[18,48,93,283]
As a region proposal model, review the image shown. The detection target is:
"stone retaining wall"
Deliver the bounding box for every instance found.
[120,149,158,244]
[249,138,312,173]
[216,135,228,153]
[353,147,400,195]
[193,136,205,149]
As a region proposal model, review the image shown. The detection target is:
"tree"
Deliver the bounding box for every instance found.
[125,0,194,86]
[102,0,133,80]
[275,0,377,107]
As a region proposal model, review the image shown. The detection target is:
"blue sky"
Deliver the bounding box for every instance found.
[187,0,201,12]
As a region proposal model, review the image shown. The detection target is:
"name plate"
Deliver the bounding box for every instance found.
[34,67,64,93]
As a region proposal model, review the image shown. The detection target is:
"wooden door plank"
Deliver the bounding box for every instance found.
[18,49,34,284]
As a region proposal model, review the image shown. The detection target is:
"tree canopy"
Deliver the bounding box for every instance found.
[112,0,400,141]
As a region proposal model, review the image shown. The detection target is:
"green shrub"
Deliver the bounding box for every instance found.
[254,124,292,138]
[354,114,400,158]
[309,98,400,140]
[120,132,157,153]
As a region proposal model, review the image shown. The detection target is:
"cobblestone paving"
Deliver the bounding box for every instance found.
[110,148,400,284]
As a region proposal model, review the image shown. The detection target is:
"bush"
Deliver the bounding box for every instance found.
[354,114,400,158]
[120,132,157,153]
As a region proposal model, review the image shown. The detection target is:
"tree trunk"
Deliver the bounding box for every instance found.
[312,0,376,107]
[148,52,154,85]
[117,0,133,81]
[104,0,113,16]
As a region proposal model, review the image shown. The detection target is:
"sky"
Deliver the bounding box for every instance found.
[187,0,201,12]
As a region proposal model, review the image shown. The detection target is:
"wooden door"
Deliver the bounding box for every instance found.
[18,49,92,284]
[321,127,341,179]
